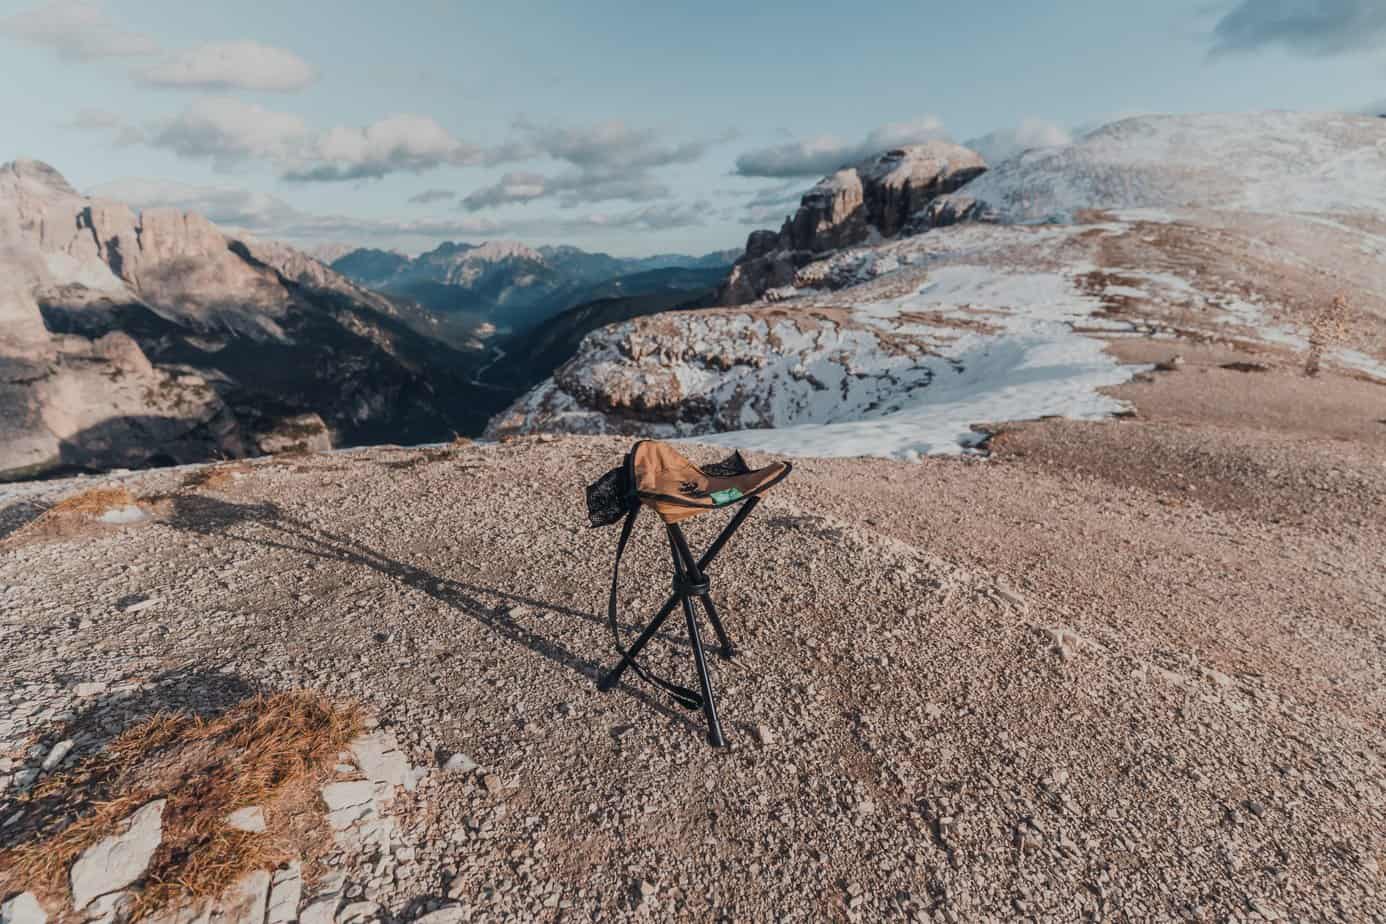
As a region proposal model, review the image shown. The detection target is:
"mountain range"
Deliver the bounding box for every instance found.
[0,159,491,481]
[329,240,736,339]
[6,110,1383,482]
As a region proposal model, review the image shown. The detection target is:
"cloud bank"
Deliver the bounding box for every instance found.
[137,40,316,92]
[1212,0,1386,56]
[0,0,158,60]
[964,118,1072,166]
[91,176,707,250]
[733,117,948,178]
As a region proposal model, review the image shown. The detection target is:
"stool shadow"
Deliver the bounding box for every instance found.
[159,494,699,733]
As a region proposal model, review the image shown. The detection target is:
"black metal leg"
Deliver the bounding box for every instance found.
[668,524,736,659]
[699,595,736,659]
[677,574,726,747]
[596,604,678,691]
[596,499,761,746]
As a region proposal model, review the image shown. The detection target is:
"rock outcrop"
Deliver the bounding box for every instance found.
[0,159,484,481]
[719,142,988,305]
[489,115,1386,455]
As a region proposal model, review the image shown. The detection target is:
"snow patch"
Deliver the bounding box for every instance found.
[689,264,1138,459]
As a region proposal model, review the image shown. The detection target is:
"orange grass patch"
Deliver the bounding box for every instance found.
[0,692,363,922]
[181,464,252,493]
[0,487,146,551]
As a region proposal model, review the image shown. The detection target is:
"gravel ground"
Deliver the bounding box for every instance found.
[2,415,1384,921]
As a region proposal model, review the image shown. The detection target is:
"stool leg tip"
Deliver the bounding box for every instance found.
[719,645,736,660]
[596,672,619,693]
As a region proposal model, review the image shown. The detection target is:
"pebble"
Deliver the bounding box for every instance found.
[40,739,73,772]
[441,753,477,773]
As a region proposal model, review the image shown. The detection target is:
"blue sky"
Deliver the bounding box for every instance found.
[1,0,1383,256]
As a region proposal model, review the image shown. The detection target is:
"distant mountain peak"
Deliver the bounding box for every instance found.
[465,240,544,263]
[2,158,78,196]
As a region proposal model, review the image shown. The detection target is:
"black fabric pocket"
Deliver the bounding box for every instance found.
[585,464,634,527]
[699,450,751,478]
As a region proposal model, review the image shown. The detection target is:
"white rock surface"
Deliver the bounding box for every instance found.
[69,798,166,909]
[411,906,467,924]
[98,506,148,525]
[0,893,46,924]
[335,901,379,924]
[224,805,266,833]
[208,870,269,924]
[266,862,303,924]
[86,891,132,924]
[321,780,376,830]
[296,898,338,924]
[348,732,412,791]
[40,738,73,771]
[441,752,477,773]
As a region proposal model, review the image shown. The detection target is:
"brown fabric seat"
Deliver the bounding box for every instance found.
[631,440,791,524]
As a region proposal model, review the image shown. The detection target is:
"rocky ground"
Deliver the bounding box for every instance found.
[2,354,1384,923]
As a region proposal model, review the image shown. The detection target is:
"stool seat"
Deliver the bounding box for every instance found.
[631,440,790,524]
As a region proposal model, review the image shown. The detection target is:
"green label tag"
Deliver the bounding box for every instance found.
[709,487,744,505]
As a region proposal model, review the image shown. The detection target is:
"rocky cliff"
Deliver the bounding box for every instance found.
[0,159,483,481]
[489,113,1386,456]
[719,142,988,305]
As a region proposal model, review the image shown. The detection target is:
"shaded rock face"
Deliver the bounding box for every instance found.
[720,142,988,305]
[0,159,484,481]
[483,308,935,442]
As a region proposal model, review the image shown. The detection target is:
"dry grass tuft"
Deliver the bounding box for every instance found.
[0,487,144,551]
[1304,293,1351,377]
[0,692,362,922]
[47,486,137,516]
[182,463,251,492]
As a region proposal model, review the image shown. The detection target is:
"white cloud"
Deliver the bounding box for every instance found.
[964,118,1073,166]
[150,97,309,169]
[137,100,483,181]
[137,40,316,92]
[90,175,502,242]
[0,0,158,60]
[89,176,708,251]
[452,119,716,211]
[283,114,484,182]
[91,177,301,229]
[733,116,949,178]
[459,168,670,211]
[460,172,550,210]
[1212,0,1386,56]
[517,118,708,171]
[566,200,708,232]
[732,180,808,225]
